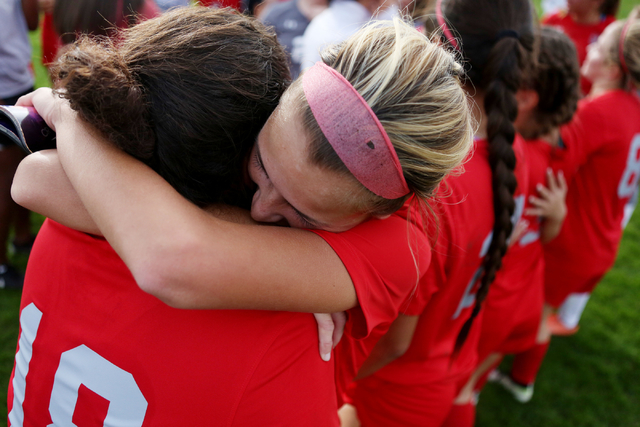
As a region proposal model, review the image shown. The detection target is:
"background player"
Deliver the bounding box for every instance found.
[542,0,620,95]
[497,9,640,401]
[447,27,580,418]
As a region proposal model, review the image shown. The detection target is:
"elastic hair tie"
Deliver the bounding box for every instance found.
[302,62,410,199]
[496,29,520,41]
[619,18,633,75]
[436,0,459,51]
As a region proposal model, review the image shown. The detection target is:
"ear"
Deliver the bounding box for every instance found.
[605,62,624,83]
[515,89,539,114]
[373,213,392,220]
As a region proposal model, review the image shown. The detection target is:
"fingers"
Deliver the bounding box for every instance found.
[15,90,38,107]
[525,208,543,217]
[546,168,557,191]
[535,183,552,199]
[314,313,335,362]
[331,311,347,349]
[556,170,567,193]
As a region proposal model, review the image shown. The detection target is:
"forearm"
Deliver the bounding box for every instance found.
[54,111,357,312]
[354,314,418,380]
[540,216,563,244]
[12,150,100,234]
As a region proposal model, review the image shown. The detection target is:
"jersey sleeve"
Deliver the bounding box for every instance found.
[554,99,607,184]
[311,210,431,339]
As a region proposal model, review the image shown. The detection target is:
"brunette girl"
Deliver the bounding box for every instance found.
[498,9,640,400]
[446,27,580,420]
[7,8,344,425]
[542,0,620,95]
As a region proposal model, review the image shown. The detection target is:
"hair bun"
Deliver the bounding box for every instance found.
[53,37,155,159]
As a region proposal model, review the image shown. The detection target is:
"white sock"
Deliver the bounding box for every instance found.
[557,293,590,329]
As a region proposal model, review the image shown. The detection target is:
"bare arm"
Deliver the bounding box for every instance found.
[12,150,100,234]
[12,151,259,233]
[354,314,419,380]
[19,88,358,313]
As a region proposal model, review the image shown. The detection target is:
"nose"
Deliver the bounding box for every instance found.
[250,185,287,224]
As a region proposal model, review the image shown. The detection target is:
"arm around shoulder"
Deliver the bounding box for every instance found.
[12,150,100,234]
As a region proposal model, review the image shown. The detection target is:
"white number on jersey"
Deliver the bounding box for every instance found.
[453,232,492,319]
[452,194,525,319]
[9,303,148,427]
[618,134,640,199]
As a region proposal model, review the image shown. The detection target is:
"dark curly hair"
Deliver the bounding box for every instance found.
[424,0,536,352]
[521,26,580,139]
[52,7,291,208]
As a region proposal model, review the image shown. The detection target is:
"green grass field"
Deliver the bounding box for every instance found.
[2,2,639,425]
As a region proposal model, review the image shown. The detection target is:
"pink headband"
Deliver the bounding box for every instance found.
[436,0,459,50]
[619,18,632,75]
[302,62,409,199]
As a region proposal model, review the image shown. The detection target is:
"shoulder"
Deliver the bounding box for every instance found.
[312,204,430,274]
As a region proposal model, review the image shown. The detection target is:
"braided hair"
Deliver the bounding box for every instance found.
[427,0,536,351]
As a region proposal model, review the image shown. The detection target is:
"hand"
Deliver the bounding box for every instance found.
[16,88,73,133]
[314,312,347,362]
[525,168,568,222]
[338,403,361,427]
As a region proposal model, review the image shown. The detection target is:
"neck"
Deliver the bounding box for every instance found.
[470,90,488,140]
[539,128,561,147]
[589,79,624,98]
[569,8,601,25]
[298,0,328,20]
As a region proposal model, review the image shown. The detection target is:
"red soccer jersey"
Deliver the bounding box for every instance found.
[312,202,432,404]
[542,11,616,95]
[545,90,640,306]
[348,136,528,426]
[478,139,552,360]
[8,220,339,426]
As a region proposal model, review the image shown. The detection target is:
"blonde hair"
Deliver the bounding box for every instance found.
[286,18,474,217]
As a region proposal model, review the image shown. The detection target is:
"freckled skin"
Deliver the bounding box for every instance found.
[247,98,375,232]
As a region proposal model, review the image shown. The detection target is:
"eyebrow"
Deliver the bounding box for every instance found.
[256,138,325,228]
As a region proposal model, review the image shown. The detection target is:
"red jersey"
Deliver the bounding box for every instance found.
[40,14,60,68]
[312,202,431,404]
[545,90,640,305]
[478,139,552,359]
[8,219,338,426]
[348,137,528,426]
[542,11,616,95]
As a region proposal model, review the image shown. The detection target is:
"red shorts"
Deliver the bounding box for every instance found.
[478,264,544,360]
[544,267,603,307]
